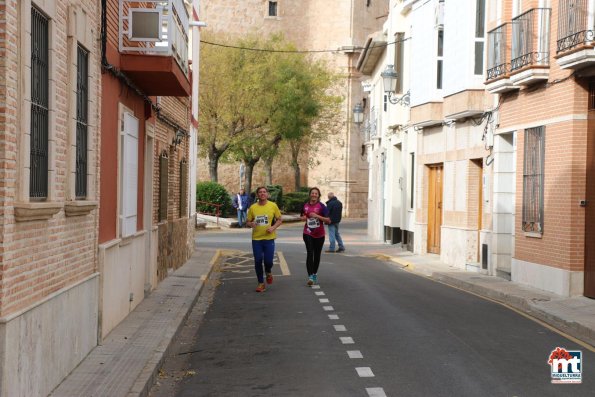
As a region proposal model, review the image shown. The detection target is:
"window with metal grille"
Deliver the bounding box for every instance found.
[76,45,89,198]
[522,126,545,234]
[268,1,277,16]
[394,32,405,94]
[474,0,486,75]
[30,7,49,199]
[159,151,169,222]
[436,28,443,89]
[179,159,187,217]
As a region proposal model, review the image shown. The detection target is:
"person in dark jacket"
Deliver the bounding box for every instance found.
[325,192,345,253]
[232,188,250,228]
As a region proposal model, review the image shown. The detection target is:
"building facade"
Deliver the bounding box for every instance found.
[357,0,416,247]
[0,1,101,395]
[99,0,194,339]
[486,0,595,298]
[198,0,390,216]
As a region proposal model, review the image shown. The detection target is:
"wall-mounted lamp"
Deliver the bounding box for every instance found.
[381,64,410,107]
[172,129,186,149]
[353,103,364,124]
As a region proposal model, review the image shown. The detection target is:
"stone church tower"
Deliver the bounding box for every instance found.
[199,0,388,216]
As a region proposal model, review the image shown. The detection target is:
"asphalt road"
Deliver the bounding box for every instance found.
[150,220,595,397]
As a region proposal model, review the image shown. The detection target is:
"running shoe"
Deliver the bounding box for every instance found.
[312,274,318,284]
[307,276,314,286]
[266,273,273,284]
[337,248,346,252]
[255,283,266,292]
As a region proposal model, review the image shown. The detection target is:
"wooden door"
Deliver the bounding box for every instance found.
[585,85,595,298]
[427,164,443,254]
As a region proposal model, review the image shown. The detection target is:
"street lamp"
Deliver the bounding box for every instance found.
[381,64,410,107]
[353,103,364,124]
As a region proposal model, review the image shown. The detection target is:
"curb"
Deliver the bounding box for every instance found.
[132,249,222,397]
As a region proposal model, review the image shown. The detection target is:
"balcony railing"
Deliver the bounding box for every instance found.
[486,23,509,81]
[119,0,189,73]
[557,0,594,53]
[510,8,551,72]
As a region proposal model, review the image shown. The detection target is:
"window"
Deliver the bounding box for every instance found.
[394,32,405,94]
[121,112,139,237]
[383,94,388,112]
[268,1,277,17]
[436,28,443,89]
[410,153,415,209]
[159,151,169,222]
[30,7,49,199]
[179,159,187,217]
[76,45,89,198]
[522,126,545,234]
[474,0,486,75]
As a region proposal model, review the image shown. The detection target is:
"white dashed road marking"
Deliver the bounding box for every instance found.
[340,337,354,344]
[347,350,363,359]
[323,306,334,311]
[328,314,339,320]
[366,387,387,397]
[319,298,330,303]
[315,291,325,296]
[311,285,321,289]
[356,367,375,377]
[333,325,347,331]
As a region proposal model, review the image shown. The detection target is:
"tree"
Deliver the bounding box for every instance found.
[198,33,271,181]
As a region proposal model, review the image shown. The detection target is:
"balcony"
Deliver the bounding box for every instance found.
[485,23,519,93]
[556,0,595,70]
[118,0,191,96]
[509,8,552,86]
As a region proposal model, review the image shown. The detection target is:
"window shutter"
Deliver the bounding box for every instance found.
[179,159,187,218]
[159,151,169,221]
[121,112,138,237]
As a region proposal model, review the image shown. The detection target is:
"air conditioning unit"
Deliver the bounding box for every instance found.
[129,8,162,41]
[434,1,444,28]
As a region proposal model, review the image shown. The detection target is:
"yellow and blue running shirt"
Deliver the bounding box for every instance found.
[247,201,282,240]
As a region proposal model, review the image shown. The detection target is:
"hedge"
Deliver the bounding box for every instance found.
[196,182,233,217]
[282,191,309,213]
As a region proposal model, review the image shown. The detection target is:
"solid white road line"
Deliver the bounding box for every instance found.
[333,325,347,331]
[319,298,330,303]
[323,306,334,311]
[328,314,339,320]
[277,251,291,275]
[340,337,354,344]
[347,350,363,359]
[356,367,374,377]
[366,387,387,397]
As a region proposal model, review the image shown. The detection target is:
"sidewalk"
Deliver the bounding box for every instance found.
[50,248,221,397]
[372,249,595,349]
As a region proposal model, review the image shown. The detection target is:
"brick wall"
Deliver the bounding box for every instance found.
[0,0,101,317]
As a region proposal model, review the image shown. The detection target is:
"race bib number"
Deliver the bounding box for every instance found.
[255,215,269,226]
[307,217,320,228]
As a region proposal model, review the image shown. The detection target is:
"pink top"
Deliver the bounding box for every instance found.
[302,201,329,238]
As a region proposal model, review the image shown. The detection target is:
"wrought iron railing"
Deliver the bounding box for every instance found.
[486,23,509,80]
[510,8,551,72]
[30,7,49,199]
[557,0,594,53]
[119,0,189,73]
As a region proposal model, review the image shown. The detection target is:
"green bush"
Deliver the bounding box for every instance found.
[266,184,283,208]
[282,191,308,213]
[196,182,233,217]
[298,186,311,193]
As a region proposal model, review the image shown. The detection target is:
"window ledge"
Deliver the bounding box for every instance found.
[524,231,543,239]
[65,200,98,217]
[14,202,62,222]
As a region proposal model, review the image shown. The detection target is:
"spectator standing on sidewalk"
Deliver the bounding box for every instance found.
[246,186,283,292]
[301,187,331,286]
[232,188,250,228]
[326,192,345,253]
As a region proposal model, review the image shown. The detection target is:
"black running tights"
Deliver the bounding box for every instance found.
[303,234,325,275]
